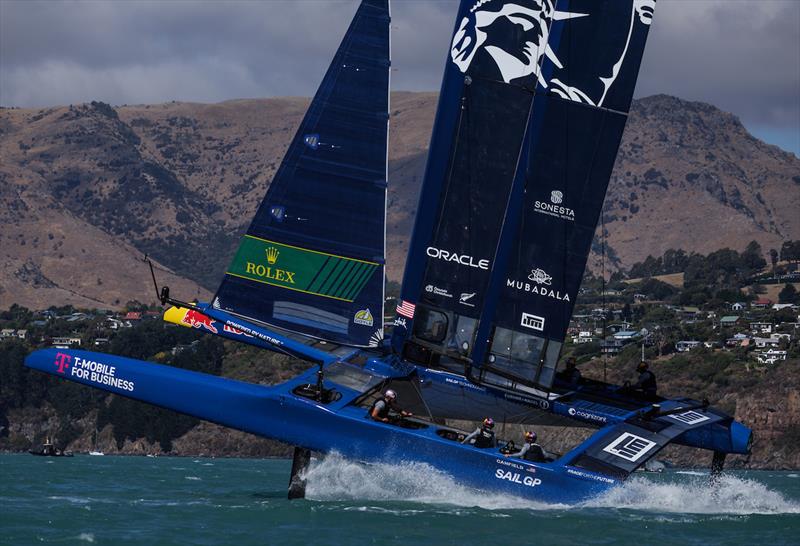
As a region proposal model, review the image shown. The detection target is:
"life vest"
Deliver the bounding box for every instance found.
[474,427,495,448]
[370,398,390,420]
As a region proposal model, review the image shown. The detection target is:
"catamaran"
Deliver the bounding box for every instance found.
[26,0,751,504]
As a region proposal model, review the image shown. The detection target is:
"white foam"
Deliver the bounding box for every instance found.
[586,474,800,515]
[304,453,562,511]
[303,453,800,515]
[77,533,95,543]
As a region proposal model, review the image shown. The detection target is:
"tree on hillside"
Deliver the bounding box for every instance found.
[742,241,767,272]
[770,248,779,275]
[779,284,798,304]
[780,240,800,263]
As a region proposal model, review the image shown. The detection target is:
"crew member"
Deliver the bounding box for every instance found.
[504,431,548,462]
[559,357,582,387]
[370,389,411,423]
[462,418,497,448]
[632,361,657,398]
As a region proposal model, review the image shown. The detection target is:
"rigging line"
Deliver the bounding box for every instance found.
[601,189,607,383]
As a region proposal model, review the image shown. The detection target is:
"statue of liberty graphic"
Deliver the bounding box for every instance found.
[450,0,656,106]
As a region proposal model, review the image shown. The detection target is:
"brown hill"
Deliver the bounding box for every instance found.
[1,93,798,308]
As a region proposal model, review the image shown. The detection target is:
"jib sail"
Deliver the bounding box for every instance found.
[394,0,656,394]
[213,0,390,347]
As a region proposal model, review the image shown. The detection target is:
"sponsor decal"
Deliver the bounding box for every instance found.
[503,392,550,410]
[668,410,711,426]
[566,468,616,484]
[59,354,135,392]
[496,458,526,470]
[393,317,408,329]
[521,312,545,331]
[426,247,489,270]
[602,432,657,462]
[369,329,384,348]
[450,0,654,106]
[212,297,221,310]
[304,134,320,150]
[354,308,374,327]
[227,236,379,302]
[425,285,453,298]
[181,309,219,334]
[506,276,570,302]
[494,469,542,488]
[528,268,552,285]
[396,300,416,319]
[533,191,576,222]
[567,407,608,424]
[459,292,476,307]
[223,324,253,338]
[225,320,283,347]
[444,376,487,392]
[54,352,71,374]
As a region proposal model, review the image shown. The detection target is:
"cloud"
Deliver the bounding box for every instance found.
[1,0,797,150]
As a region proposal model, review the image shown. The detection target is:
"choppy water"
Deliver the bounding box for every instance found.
[2,453,799,545]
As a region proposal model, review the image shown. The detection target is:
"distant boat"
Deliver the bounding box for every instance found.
[88,450,105,456]
[26,0,752,503]
[29,438,73,457]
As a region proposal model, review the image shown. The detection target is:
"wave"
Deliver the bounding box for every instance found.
[303,453,800,515]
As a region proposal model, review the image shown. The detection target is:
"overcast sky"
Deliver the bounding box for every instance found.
[1,0,798,155]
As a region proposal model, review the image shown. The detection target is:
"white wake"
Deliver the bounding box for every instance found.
[303,453,800,515]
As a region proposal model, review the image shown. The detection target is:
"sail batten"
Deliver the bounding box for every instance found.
[213,0,390,347]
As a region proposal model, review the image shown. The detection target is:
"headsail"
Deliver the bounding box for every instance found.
[394,0,656,394]
[213,0,391,347]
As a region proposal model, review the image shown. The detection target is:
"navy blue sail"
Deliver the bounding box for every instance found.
[391,0,561,359]
[470,0,657,392]
[394,0,656,394]
[213,0,390,347]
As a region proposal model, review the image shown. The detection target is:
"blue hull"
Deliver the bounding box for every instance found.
[26,348,615,504]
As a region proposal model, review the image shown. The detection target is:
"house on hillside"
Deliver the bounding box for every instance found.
[755,349,788,364]
[751,298,773,309]
[725,333,751,348]
[51,336,82,349]
[572,331,594,344]
[613,330,640,342]
[680,307,701,321]
[124,312,142,322]
[720,316,741,327]
[0,329,15,339]
[16,329,27,341]
[754,337,780,349]
[731,302,746,311]
[750,322,774,335]
[676,340,702,352]
[601,338,625,355]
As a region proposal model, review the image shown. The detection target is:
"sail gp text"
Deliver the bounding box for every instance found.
[495,469,542,488]
[64,355,135,392]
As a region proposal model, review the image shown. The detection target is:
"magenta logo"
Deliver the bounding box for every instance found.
[54,352,72,374]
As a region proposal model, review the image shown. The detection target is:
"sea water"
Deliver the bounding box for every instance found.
[1,453,798,545]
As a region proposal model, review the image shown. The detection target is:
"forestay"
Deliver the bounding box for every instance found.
[213,0,391,347]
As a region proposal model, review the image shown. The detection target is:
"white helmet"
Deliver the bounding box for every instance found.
[384,389,397,400]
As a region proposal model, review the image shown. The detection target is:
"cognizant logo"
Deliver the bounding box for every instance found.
[426,247,489,270]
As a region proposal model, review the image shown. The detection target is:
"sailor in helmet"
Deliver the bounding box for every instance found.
[370,389,412,423]
[504,431,548,462]
[462,417,497,448]
[631,361,658,399]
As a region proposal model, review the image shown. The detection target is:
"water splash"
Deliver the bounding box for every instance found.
[303,453,800,515]
[304,453,561,511]
[587,474,800,515]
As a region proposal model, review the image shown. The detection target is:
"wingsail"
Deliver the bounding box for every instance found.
[213,0,390,347]
[394,0,657,394]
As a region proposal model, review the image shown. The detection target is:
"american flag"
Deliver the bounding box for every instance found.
[396,300,415,319]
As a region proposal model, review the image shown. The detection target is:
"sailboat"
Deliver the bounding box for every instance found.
[25,0,751,503]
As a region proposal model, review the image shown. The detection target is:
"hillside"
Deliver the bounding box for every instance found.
[1,93,798,308]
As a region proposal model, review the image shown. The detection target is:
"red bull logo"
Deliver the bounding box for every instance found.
[54,352,72,374]
[182,309,218,334]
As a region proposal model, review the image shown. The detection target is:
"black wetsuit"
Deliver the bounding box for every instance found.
[463,427,496,448]
[370,399,391,421]
[634,370,657,397]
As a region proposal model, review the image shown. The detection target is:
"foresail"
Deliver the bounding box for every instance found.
[213,0,390,347]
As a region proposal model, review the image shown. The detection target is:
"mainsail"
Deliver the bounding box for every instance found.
[213,0,390,347]
[394,0,656,394]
